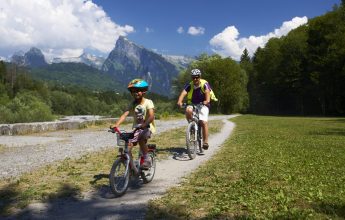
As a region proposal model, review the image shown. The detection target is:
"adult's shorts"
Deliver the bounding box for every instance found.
[187,105,209,122]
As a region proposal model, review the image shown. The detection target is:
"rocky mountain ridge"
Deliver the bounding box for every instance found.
[7,38,194,96]
[102,36,182,96]
[11,47,48,67]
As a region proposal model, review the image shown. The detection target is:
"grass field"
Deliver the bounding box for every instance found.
[0,120,223,216]
[148,115,345,219]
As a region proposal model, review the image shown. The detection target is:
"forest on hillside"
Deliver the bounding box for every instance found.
[0,2,344,123]
[0,62,174,123]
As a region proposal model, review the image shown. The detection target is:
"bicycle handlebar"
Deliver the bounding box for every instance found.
[108,124,150,134]
[181,102,205,108]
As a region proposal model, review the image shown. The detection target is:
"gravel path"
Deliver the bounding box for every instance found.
[1,115,238,219]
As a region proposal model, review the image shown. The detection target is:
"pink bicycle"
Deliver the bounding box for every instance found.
[108,127,156,197]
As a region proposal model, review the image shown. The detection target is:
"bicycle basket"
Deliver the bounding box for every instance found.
[116,132,125,146]
[116,132,134,146]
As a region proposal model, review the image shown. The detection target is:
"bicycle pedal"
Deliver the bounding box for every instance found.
[141,167,149,170]
[147,144,156,150]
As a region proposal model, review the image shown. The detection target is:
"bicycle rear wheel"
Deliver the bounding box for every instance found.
[141,152,156,183]
[109,158,130,197]
[186,122,197,159]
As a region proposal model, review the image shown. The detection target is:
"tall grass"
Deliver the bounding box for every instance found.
[148,115,345,219]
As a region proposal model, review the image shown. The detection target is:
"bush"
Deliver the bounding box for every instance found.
[50,90,75,115]
[4,92,54,123]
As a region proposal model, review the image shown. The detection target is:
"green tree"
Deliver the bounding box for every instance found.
[307,7,345,115]
[50,91,75,115]
[252,38,283,114]
[0,61,6,84]
[240,48,255,113]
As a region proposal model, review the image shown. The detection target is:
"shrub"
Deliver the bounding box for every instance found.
[5,92,54,123]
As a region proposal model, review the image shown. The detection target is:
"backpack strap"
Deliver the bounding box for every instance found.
[187,79,207,104]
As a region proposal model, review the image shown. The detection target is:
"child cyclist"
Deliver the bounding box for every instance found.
[111,79,155,168]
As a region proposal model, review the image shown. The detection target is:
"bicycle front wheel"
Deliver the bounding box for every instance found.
[109,158,130,197]
[186,122,197,159]
[141,152,156,183]
[198,124,204,154]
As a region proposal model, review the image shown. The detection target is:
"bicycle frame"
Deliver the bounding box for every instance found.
[115,131,141,176]
[184,103,204,159]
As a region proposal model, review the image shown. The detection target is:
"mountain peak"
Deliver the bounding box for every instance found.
[102,38,181,96]
[11,47,47,67]
[113,36,143,61]
[24,47,48,67]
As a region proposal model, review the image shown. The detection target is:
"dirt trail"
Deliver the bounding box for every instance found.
[4,115,237,220]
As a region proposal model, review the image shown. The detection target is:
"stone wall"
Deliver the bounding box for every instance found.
[0,117,133,136]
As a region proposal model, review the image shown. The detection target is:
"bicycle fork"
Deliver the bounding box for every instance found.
[191,122,198,142]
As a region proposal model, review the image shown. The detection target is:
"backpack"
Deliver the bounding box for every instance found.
[187,79,218,104]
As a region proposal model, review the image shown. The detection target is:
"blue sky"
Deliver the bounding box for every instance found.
[93,0,339,57]
[0,0,340,61]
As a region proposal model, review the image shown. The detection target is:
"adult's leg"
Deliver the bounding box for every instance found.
[198,105,209,149]
[200,120,208,144]
[185,106,193,121]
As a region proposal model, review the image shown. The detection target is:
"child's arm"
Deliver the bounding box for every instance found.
[141,108,154,129]
[112,110,130,128]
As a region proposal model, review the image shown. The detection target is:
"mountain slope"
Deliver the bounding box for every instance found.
[102,37,180,97]
[29,63,124,92]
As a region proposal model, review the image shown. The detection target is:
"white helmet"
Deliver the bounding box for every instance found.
[191,68,201,77]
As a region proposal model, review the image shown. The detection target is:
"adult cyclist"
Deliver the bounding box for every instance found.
[177,69,210,150]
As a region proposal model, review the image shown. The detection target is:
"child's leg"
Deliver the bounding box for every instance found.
[128,142,135,166]
[138,128,152,167]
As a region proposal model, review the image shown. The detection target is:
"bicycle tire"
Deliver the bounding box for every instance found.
[141,152,156,183]
[198,124,204,154]
[109,158,130,197]
[186,122,197,159]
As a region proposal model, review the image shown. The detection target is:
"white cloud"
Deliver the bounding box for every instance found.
[177,26,184,34]
[0,0,134,60]
[188,26,205,36]
[210,16,308,61]
[145,27,154,33]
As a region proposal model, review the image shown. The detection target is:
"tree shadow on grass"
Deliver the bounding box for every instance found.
[0,182,81,219]
[2,178,151,219]
[147,201,254,220]
[312,202,345,218]
[321,118,345,124]
[0,182,20,217]
[309,128,345,136]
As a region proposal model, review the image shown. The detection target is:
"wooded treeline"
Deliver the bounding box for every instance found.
[243,2,345,115]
